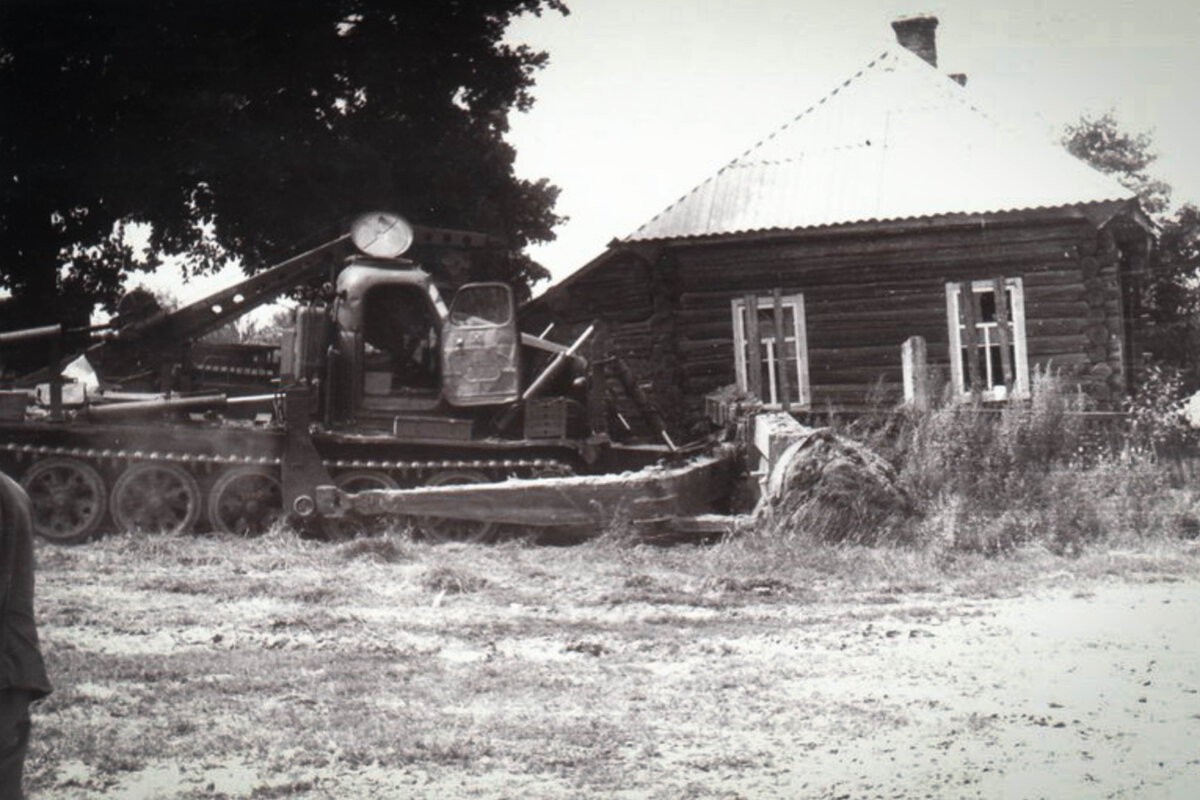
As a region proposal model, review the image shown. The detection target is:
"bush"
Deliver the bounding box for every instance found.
[1127,362,1198,452]
[890,366,1197,555]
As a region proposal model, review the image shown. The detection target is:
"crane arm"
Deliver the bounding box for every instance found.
[118,233,352,345]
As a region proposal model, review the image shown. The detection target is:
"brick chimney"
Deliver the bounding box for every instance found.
[891,14,938,68]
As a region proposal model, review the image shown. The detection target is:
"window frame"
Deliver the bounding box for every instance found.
[945,277,1029,401]
[731,292,810,408]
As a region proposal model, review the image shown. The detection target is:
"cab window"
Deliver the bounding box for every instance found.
[449,284,512,327]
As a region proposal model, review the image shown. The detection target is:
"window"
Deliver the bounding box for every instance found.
[731,292,810,408]
[448,283,513,326]
[946,277,1029,400]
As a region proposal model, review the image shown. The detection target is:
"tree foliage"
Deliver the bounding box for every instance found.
[1063,112,1200,380]
[0,0,568,329]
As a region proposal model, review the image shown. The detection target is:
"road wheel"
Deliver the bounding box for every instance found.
[111,463,202,535]
[418,469,496,544]
[21,458,107,544]
[334,470,399,492]
[207,466,282,536]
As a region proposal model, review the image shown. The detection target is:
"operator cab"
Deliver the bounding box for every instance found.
[333,212,522,431]
[335,261,449,416]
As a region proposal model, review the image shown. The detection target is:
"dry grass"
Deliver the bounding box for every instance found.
[26,526,1200,798]
[803,367,1200,557]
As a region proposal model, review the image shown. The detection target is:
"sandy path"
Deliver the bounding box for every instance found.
[733,581,1200,799]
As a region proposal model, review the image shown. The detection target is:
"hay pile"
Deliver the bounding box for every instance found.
[755,426,912,544]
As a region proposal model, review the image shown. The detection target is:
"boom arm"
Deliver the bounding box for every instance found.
[118,233,352,344]
[11,233,353,389]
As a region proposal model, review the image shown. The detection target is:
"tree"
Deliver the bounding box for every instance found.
[1062,112,1200,381]
[0,0,568,332]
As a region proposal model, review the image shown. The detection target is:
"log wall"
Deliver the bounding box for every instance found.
[530,214,1140,432]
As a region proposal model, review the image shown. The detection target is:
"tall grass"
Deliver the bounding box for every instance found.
[897,367,1200,555]
[730,366,1200,564]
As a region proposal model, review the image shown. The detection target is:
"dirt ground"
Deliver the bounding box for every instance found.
[22,533,1200,799]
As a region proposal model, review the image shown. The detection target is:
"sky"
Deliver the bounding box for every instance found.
[141,0,1200,307]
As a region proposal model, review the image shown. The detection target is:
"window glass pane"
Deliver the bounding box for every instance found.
[756,307,775,339]
[784,359,801,402]
[449,284,511,325]
[978,289,996,323]
[987,345,1003,388]
[975,348,990,388]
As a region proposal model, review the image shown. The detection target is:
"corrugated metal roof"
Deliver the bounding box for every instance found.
[625,46,1133,243]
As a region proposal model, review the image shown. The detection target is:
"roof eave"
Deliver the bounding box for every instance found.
[624,202,1136,247]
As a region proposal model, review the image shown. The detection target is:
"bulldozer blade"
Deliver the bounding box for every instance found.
[314,446,737,530]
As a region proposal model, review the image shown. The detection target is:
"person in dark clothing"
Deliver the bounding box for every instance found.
[0,472,51,799]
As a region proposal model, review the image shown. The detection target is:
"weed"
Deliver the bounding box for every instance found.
[624,573,658,590]
[564,640,607,657]
[285,585,339,604]
[170,720,199,737]
[336,532,413,563]
[251,779,319,798]
[421,564,487,594]
[588,500,641,548]
[705,575,795,597]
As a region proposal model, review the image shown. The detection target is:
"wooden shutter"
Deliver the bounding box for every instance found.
[958,283,982,393]
[742,294,762,400]
[772,289,791,411]
[992,277,1014,391]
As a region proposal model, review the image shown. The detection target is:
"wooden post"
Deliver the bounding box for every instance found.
[772,289,791,412]
[959,283,982,394]
[992,277,1013,392]
[743,294,763,401]
[902,335,929,410]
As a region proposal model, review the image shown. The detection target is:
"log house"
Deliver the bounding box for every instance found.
[524,16,1154,436]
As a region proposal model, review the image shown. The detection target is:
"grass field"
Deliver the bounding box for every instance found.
[23,527,1200,799]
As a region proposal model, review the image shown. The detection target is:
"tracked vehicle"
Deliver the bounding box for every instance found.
[0,213,716,543]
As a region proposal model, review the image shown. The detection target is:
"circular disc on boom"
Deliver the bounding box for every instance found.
[351,211,414,258]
